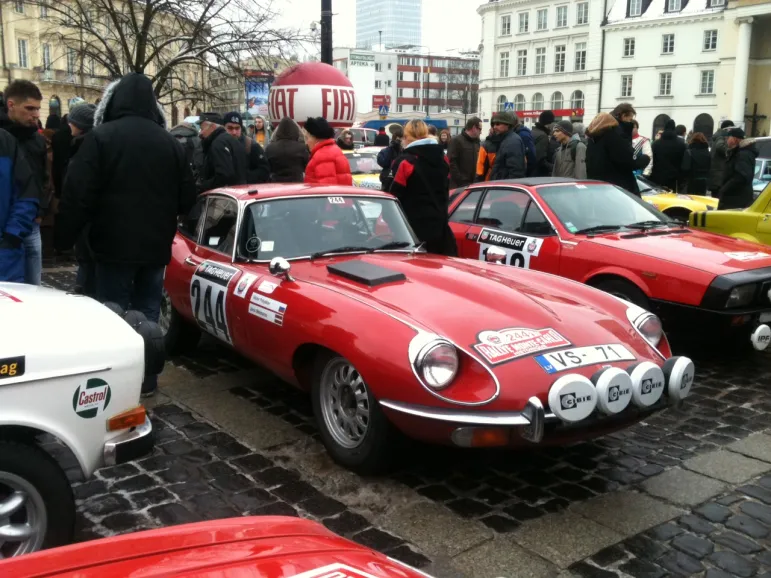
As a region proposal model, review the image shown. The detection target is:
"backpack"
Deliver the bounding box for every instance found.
[569,139,579,162]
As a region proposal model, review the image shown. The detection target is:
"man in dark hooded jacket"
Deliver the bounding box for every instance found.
[651,119,686,191]
[586,112,649,195]
[709,120,734,197]
[197,112,247,193]
[223,112,270,185]
[490,112,526,180]
[717,128,758,210]
[530,110,555,176]
[55,73,196,395]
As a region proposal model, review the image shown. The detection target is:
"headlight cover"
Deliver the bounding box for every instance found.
[626,303,663,348]
[416,342,459,390]
[726,284,757,308]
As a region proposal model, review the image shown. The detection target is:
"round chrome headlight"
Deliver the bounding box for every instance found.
[417,342,459,390]
[637,314,663,347]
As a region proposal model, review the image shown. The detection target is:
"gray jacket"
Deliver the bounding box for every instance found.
[553,137,587,180]
[490,129,526,180]
[709,128,731,191]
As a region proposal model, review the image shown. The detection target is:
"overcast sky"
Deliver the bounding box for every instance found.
[276,0,483,55]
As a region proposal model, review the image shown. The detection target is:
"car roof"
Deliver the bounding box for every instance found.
[202,184,392,202]
[467,178,607,189]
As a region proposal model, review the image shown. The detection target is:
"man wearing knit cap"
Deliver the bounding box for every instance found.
[197,111,247,193]
[68,102,96,136]
[717,127,758,210]
[223,111,270,184]
[531,110,556,176]
[552,120,586,179]
[489,111,526,180]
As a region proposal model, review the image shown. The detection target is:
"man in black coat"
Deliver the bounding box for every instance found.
[55,73,196,396]
[709,120,734,197]
[197,112,247,193]
[377,125,403,191]
[586,112,649,195]
[718,128,758,210]
[490,112,527,180]
[651,119,686,191]
[448,117,481,189]
[374,127,390,147]
[0,81,48,284]
[223,111,270,185]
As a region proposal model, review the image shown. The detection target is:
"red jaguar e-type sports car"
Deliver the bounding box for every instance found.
[161,184,694,473]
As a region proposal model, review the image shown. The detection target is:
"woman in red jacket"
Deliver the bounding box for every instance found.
[303,117,353,186]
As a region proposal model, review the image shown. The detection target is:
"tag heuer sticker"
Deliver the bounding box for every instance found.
[73,378,111,419]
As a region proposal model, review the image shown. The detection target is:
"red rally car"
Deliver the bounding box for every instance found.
[161,184,694,474]
[449,178,771,349]
[0,517,431,578]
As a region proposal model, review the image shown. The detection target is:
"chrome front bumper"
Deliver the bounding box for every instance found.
[103,416,154,466]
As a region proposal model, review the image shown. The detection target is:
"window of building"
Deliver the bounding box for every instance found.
[42,43,51,70]
[551,91,564,109]
[662,34,674,54]
[413,89,418,97]
[623,38,635,57]
[500,51,509,77]
[16,39,28,68]
[375,80,382,89]
[375,63,381,72]
[659,72,672,96]
[412,105,420,111]
[532,93,544,110]
[388,62,392,70]
[387,80,392,87]
[518,12,529,33]
[39,2,47,18]
[397,88,404,97]
[88,58,95,76]
[703,30,718,51]
[554,45,566,73]
[397,71,404,81]
[575,42,587,71]
[501,14,511,35]
[496,95,507,111]
[570,90,584,109]
[556,5,568,27]
[14,0,23,13]
[396,104,403,112]
[666,0,681,11]
[576,2,589,25]
[700,70,714,94]
[629,0,642,17]
[537,8,548,30]
[517,50,527,76]
[709,0,724,6]
[534,48,546,75]
[514,94,526,111]
[67,49,76,74]
[621,75,633,97]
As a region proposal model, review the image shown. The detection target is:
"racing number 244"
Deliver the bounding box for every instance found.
[191,279,230,341]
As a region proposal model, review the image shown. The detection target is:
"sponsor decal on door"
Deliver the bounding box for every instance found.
[477,228,544,269]
[234,273,260,298]
[0,355,24,379]
[472,327,571,366]
[190,261,239,344]
[72,378,111,419]
[249,292,287,326]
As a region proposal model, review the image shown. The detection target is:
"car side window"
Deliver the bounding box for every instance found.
[521,201,554,236]
[476,189,530,232]
[450,189,483,224]
[201,197,238,256]
[179,197,205,241]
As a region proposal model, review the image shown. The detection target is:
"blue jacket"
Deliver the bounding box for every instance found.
[515,125,538,177]
[490,129,526,180]
[0,128,37,282]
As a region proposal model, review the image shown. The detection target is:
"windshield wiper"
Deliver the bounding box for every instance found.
[625,220,671,230]
[574,225,623,235]
[310,246,372,260]
[371,241,414,252]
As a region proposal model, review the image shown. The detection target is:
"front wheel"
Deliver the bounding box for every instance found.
[0,441,75,557]
[159,289,200,355]
[312,353,396,474]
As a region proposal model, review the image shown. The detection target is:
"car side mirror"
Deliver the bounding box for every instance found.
[485,246,507,264]
[269,257,294,282]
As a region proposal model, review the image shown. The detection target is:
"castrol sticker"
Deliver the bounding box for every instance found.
[72,378,111,419]
[286,563,381,578]
[472,327,571,366]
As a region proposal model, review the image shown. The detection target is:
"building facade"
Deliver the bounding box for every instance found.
[333,47,479,118]
[355,0,422,49]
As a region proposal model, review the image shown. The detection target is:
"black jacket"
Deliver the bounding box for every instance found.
[389,140,457,256]
[531,124,553,176]
[55,73,196,266]
[239,134,270,184]
[265,117,309,183]
[51,123,72,199]
[447,131,480,189]
[170,123,204,179]
[377,139,402,190]
[0,111,48,216]
[709,128,731,192]
[651,130,686,190]
[198,127,247,193]
[681,141,711,196]
[586,114,648,195]
[374,133,390,147]
[718,140,758,210]
[490,129,526,180]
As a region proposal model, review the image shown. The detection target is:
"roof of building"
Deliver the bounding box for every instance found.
[607,0,725,25]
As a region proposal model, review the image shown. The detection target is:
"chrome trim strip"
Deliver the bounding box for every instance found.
[380,399,559,426]
[1,366,112,387]
[103,416,153,467]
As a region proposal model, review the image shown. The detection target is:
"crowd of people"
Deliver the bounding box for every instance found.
[0,72,763,394]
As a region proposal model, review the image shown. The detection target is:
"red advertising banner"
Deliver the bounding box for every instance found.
[372,95,392,108]
[499,108,585,119]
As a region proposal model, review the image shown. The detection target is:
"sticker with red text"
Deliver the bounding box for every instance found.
[472,327,571,366]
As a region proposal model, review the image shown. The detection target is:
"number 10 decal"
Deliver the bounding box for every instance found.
[190,261,240,345]
[481,245,527,268]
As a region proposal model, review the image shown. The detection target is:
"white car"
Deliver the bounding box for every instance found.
[0,283,154,557]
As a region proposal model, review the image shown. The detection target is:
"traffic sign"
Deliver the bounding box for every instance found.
[378,105,389,116]
[504,102,514,112]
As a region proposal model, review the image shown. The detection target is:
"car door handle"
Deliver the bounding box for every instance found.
[184,256,199,266]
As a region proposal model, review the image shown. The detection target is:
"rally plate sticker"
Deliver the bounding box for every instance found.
[190,261,239,344]
[477,227,544,269]
[473,327,571,366]
[535,344,636,374]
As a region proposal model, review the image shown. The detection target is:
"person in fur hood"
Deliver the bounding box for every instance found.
[585,112,649,195]
[55,73,196,395]
[717,128,758,210]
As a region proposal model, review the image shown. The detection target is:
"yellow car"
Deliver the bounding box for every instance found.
[343,150,382,190]
[690,182,771,245]
[637,175,718,223]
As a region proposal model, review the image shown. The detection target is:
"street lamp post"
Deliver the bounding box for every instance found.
[321,0,333,64]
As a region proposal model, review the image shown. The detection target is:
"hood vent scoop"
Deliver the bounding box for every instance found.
[327,261,407,287]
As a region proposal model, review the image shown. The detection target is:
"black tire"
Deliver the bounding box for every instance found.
[594,278,651,310]
[0,441,75,556]
[136,320,167,376]
[311,352,396,475]
[161,290,200,355]
[664,208,691,224]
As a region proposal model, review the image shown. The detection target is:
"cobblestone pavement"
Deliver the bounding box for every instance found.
[43,267,771,577]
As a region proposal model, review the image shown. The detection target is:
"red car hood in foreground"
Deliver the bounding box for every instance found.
[1,517,429,578]
[584,229,771,276]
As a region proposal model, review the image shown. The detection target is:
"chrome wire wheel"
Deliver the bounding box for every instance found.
[0,472,47,558]
[159,289,172,336]
[319,359,371,449]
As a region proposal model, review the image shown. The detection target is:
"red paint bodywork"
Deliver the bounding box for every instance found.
[448,181,771,307]
[164,184,675,447]
[0,517,427,578]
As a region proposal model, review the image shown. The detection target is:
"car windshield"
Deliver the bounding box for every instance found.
[636,176,666,195]
[538,184,668,234]
[239,196,417,261]
[347,153,379,175]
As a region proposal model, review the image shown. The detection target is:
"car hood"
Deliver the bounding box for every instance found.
[583,229,771,276]
[0,517,427,578]
[643,192,718,208]
[300,253,657,363]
